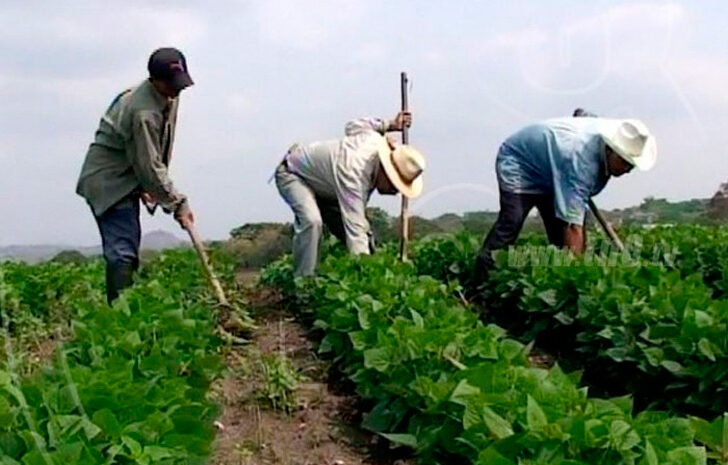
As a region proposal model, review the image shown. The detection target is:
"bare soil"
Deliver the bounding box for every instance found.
[209,271,412,465]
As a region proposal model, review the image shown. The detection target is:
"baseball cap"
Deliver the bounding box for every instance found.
[147,47,194,92]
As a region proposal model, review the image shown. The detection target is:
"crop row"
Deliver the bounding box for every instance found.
[411,226,728,418]
[0,249,230,465]
[0,260,105,346]
[262,251,717,464]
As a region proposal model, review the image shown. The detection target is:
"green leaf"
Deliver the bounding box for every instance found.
[19,450,46,465]
[642,347,664,366]
[526,395,547,430]
[0,432,26,459]
[380,433,417,448]
[693,310,713,328]
[665,446,706,465]
[449,380,480,406]
[122,435,142,457]
[554,311,574,325]
[53,442,83,463]
[697,338,716,361]
[80,419,101,441]
[537,289,557,306]
[348,331,369,351]
[409,309,424,329]
[643,440,658,465]
[661,360,686,375]
[143,445,177,461]
[477,445,516,464]
[363,348,390,372]
[482,407,514,439]
[357,305,371,330]
[92,409,122,438]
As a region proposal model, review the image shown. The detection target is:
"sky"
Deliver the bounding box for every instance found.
[1,0,727,246]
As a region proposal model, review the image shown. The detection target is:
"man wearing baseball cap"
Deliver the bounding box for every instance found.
[76,47,195,304]
[275,112,426,277]
[475,113,657,279]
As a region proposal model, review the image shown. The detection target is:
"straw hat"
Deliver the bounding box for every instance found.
[377,139,426,198]
[599,119,657,171]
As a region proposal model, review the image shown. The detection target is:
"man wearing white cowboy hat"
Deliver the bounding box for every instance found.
[475,114,657,277]
[275,112,426,276]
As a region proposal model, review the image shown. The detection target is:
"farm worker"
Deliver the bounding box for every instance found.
[475,115,657,277]
[76,48,195,304]
[275,113,426,277]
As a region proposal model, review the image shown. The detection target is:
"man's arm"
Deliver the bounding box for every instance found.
[344,112,411,136]
[128,111,192,225]
[564,224,586,254]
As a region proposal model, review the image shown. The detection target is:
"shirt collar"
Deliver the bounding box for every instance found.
[145,79,172,111]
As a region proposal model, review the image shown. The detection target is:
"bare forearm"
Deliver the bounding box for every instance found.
[563,224,586,254]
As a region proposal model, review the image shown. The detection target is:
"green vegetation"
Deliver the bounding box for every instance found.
[413,226,728,415]
[0,248,241,464]
[258,353,306,414]
[263,248,719,464]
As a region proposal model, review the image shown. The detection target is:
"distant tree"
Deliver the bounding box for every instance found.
[225,223,294,269]
[50,250,86,264]
[366,207,398,243]
[462,211,498,234]
[410,216,444,238]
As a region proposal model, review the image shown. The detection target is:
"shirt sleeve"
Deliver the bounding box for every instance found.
[344,117,389,136]
[335,160,372,254]
[552,157,593,225]
[127,110,186,212]
[339,190,371,255]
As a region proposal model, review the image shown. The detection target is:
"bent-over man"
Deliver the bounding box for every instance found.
[475,116,657,278]
[275,112,426,276]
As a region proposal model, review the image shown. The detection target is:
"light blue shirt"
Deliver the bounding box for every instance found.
[496,117,610,225]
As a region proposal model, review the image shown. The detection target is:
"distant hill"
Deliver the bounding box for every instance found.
[0,230,186,263]
[367,197,719,240]
[140,230,186,250]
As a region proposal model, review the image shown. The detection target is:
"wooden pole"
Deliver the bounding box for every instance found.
[185,223,231,307]
[588,199,625,251]
[398,72,410,261]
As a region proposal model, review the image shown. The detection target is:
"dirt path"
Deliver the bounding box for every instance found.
[209,271,411,465]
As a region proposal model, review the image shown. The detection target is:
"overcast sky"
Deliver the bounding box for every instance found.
[1,0,726,245]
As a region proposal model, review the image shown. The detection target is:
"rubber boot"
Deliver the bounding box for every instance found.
[106,262,135,305]
[466,254,491,304]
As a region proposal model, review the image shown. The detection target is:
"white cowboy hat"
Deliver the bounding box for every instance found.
[377,140,426,198]
[599,118,657,171]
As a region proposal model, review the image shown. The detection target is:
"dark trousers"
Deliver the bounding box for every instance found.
[476,190,567,274]
[94,194,141,304]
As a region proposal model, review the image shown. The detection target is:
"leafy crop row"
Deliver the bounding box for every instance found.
[635,226,728,299]
[263,252,713,464]
[0,261,105,345]
[411,227,728,418]
[0,249,230,465]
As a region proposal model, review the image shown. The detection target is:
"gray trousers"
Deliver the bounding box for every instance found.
[275,163,347,277]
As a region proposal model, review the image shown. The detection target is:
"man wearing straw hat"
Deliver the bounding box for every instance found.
[275,112,426,277]
[475,116,657,278]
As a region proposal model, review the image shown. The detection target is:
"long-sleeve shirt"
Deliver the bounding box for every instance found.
[76,79,185,216]
[496,117,611,225]
[285,117,390,254]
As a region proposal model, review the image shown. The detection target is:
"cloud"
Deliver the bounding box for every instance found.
[253,0,370,51]
[0,0,726,245]
[0,3,207,79]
